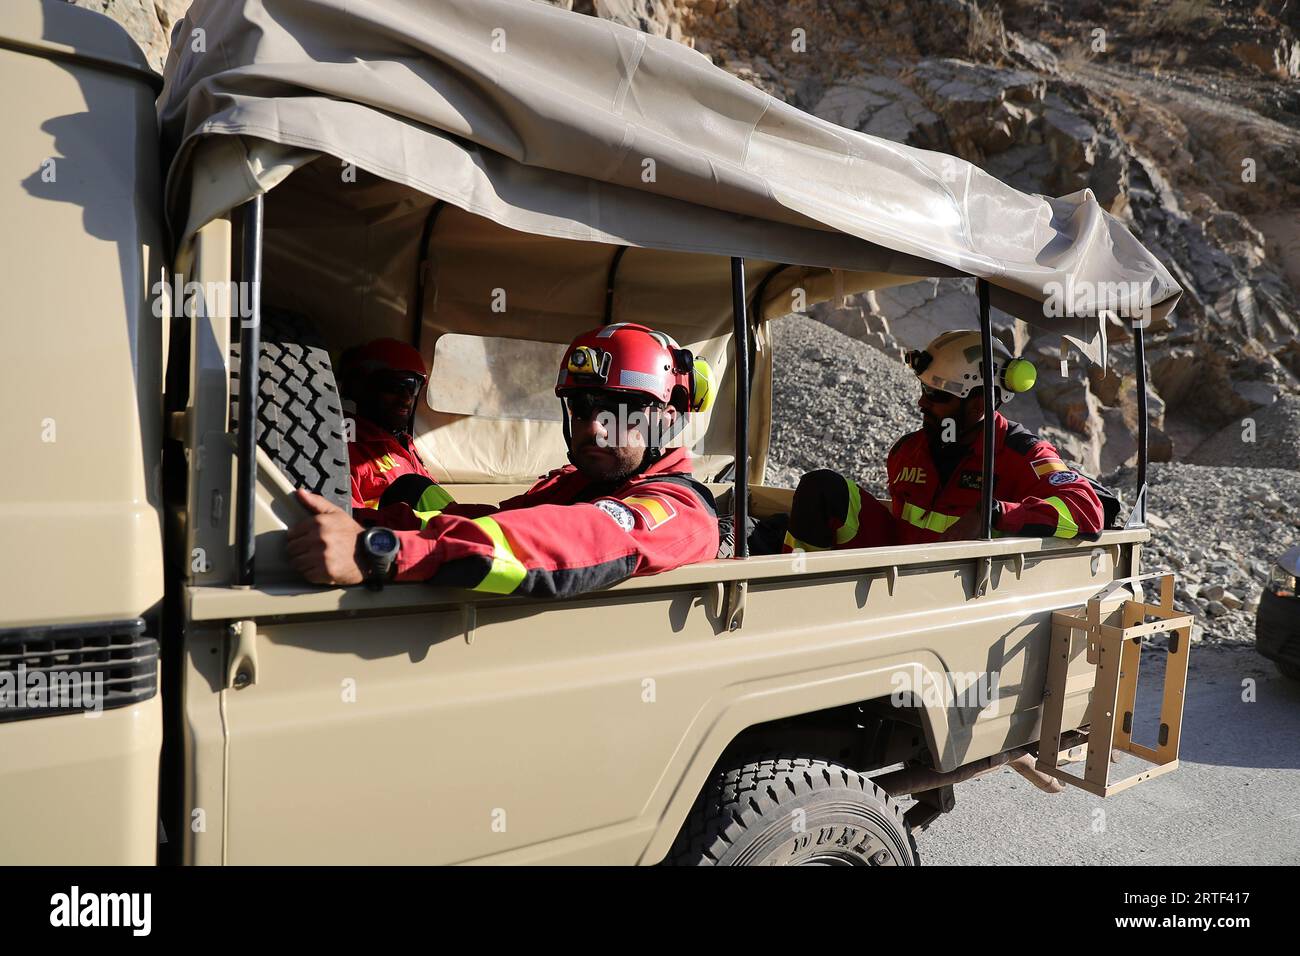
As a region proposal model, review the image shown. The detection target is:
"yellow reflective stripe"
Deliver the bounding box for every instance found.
[405,486,454,529]
[1043,496,1079,539]
[416,484,455,513]
[783,530,827,553]
[900,502,960,534]
[470,517,527,594]
[834,478,863,545]
[412,508,442,530]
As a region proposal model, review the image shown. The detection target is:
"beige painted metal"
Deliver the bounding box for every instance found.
[0,0,164,866]
[0,9,165,627]
[0,697,162,864]
[1038,573,1193,797]
[202,531,1134,864]
[183,216,237,588]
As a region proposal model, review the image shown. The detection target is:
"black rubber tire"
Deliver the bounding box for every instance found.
[1277,661,1300,682]
[230,308,351,513]
[667,755,919,866]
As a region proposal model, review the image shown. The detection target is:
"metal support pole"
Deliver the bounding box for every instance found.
[234,195,263,587]
[731,256,750,559]
[1133,320,1149,524]
[603,246,628,324]
[412,200,445,343]
[977,279,995,540]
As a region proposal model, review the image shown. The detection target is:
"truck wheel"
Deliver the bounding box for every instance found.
[667,756,919,866]
[230,308,351,513]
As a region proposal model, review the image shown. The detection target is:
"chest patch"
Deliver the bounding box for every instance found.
[594,499,636,532]
[958,470,983,490]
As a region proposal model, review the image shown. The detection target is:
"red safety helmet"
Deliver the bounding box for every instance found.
[351,338,427,379]
[555,323,710,415]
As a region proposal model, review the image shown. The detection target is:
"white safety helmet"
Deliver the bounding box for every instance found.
[905,330,1037,405]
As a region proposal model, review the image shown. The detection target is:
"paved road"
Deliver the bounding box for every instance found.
[906,645,1300,865]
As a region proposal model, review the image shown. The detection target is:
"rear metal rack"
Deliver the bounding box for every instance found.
[1037,572,1193,797]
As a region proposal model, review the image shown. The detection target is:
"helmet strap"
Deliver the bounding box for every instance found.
[561,398,577,467]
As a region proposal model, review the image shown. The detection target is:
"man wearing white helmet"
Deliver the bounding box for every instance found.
[785,330,1113,551]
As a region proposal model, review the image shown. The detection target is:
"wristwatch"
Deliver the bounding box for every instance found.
[359,527,401,590]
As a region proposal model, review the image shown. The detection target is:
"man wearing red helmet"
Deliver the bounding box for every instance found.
[288,323,721,597]
[339,337,453,520]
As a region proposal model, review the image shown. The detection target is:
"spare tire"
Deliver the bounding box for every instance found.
[230,308,351,513]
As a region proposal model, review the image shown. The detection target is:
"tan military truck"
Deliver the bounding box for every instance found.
[2,0,1193,865]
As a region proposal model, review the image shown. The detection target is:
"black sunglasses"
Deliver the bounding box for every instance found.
[566,391,656,420]
[374,371,424,397]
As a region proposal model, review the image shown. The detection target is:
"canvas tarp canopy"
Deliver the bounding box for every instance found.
[156,0,1181,483]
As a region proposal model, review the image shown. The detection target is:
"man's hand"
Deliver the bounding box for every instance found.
[286,489,366,585]
[938,508,984,542]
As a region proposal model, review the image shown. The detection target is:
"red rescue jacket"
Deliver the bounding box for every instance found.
[785,413,1106,550]
[885,413,1104,543]
[392,446,720,598]
[349,416,440,510]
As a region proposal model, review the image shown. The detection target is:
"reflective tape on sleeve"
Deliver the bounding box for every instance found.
[783,530,827,554]
[417,484,455,512]
[900,502,961,534]
[411,483,455,529]
[470,517,527,594]
[1043,496,1079,539]
[834,478,864,545]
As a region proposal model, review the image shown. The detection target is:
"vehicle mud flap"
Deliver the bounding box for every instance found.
[903,785,954,832]
[1037,572,1193,796]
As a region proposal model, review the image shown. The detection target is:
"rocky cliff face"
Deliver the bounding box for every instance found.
[65,0,190,70]
[563,0,1300,473]
[72,0,1299,471]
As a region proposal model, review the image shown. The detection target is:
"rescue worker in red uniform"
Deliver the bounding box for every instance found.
[785,330,1111,551]
[340,338,453,521]
[287,323,721,598]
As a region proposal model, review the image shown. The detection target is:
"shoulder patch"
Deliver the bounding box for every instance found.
[594,499,636,532]
[623,494,678,530]
[1031,456,1068,477]
[1003,421,1043,455]
[1048,470,1082,486]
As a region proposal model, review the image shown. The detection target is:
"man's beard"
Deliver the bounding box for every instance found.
[573,441,645,485]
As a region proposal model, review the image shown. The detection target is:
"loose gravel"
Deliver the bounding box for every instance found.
[766,316,918,495]
[1188,395,1300,469]
[1125,462,1300,644]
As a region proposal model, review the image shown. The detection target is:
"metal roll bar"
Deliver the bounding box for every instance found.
[731,256,750,560]
[234,195,263,586]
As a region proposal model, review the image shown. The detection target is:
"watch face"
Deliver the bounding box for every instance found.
[368,528,398,555]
